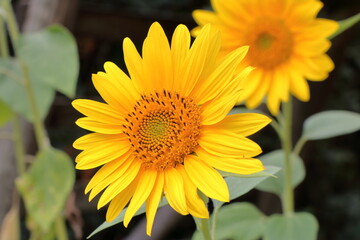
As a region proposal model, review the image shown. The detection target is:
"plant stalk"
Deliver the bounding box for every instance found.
[281,98,294,216]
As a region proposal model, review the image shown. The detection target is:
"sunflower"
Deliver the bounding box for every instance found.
[192,0,338,115]
[72,22,270,235]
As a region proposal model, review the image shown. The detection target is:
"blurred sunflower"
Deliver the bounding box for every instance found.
[193,0,338,115]
[72,22,270,235]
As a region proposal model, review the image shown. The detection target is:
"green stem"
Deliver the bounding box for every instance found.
[12,115,26,175]
[19,61,48,150]
[281,98,294,216]
[0,15,9,56]
[198,217,212,240]
[2,0,19,54]
[55,216,68,240]
[3,0,48,150]
[211,205,220,240]
[293,136,307,156]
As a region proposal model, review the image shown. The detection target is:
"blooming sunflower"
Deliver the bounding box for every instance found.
[72,22,271,235]
[192,0,338,115]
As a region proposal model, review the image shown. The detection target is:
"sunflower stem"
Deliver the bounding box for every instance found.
[12,115,26,175]
[211,205,220,240]
[0,14,9,57]
[55,216,69,240]
[281,98,294,216]
[198,217,212,240]
[4,0,49,150]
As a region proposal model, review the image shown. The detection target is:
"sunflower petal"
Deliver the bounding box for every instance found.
[75,135,131,169]
[198,129,262,158]
[207,113,271,137]
[142,22,173,92]
[76,117,124,134]
[184,155,229,202]
[145,171,164,236]
[164,168,188,215]
[197,147,264,175]
[177,165,209,218]
[124,169,157,227]
[88,154,135,201]
[97,160,141,208]
[106,180,137,222]
[72,99,124,124]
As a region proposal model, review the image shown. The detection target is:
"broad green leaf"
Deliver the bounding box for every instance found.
[0,58,55,121]
[18,25,79,98]
[193,203,265,240]
[87,198,169,238]
[330,13,360,39]
[213,166,280,208]
[302,110,360,141]
[0,100,13,127]
[264,213,318,240]
[255,150,305,196]
[16,148,75,232]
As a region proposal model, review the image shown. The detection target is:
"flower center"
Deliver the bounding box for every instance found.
[123,90,201,170]
[246,17,293,69]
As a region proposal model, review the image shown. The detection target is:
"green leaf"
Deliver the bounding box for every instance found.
[330,13,360,39]
[255,150,305,196]
[16,148,75,232]
[0,58,55,121]
[302,110,360,140]
[0,100,13,127]
[213,166,280,208]
[87,198,169,239]
[193,203,265,240]
[18,25,79,98]
[264,212,318,240]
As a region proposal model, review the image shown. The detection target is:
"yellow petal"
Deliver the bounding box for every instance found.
[198,129,262,158]
[201,92,239,125]
[171,24,190,92]
[177,165,209,218]
[84,151,133,194]
[197,147,264,175]
[211,0,252,26]
[192,46,249,104]
[103,61,140,101]
[237,69,263,103]
[178,24,220,97]
[301,18,338,38]
[75,117,123,134]
[106,180,137,222]
[75,135,131,169]
[207,113,271,137]
[88,154,135,201]
[124,169,158,227]
[123,37,144,93]
[266,72,284,116]
[142,22,173,92]
[164,168,188,215]
[92,74,133,112]
[245,71,271,109]
[294,39,331,57]
[97,160,141,208]
[72,99,124,124]
[192,10,218,27]
[289,69,310,102]
[145,171,164,236]
[184,155,229,202]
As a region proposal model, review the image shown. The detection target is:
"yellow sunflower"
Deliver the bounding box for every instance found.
[72,22,271,235]
[193,0,338,115]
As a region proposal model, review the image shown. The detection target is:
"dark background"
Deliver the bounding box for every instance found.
[10,0,360,239]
